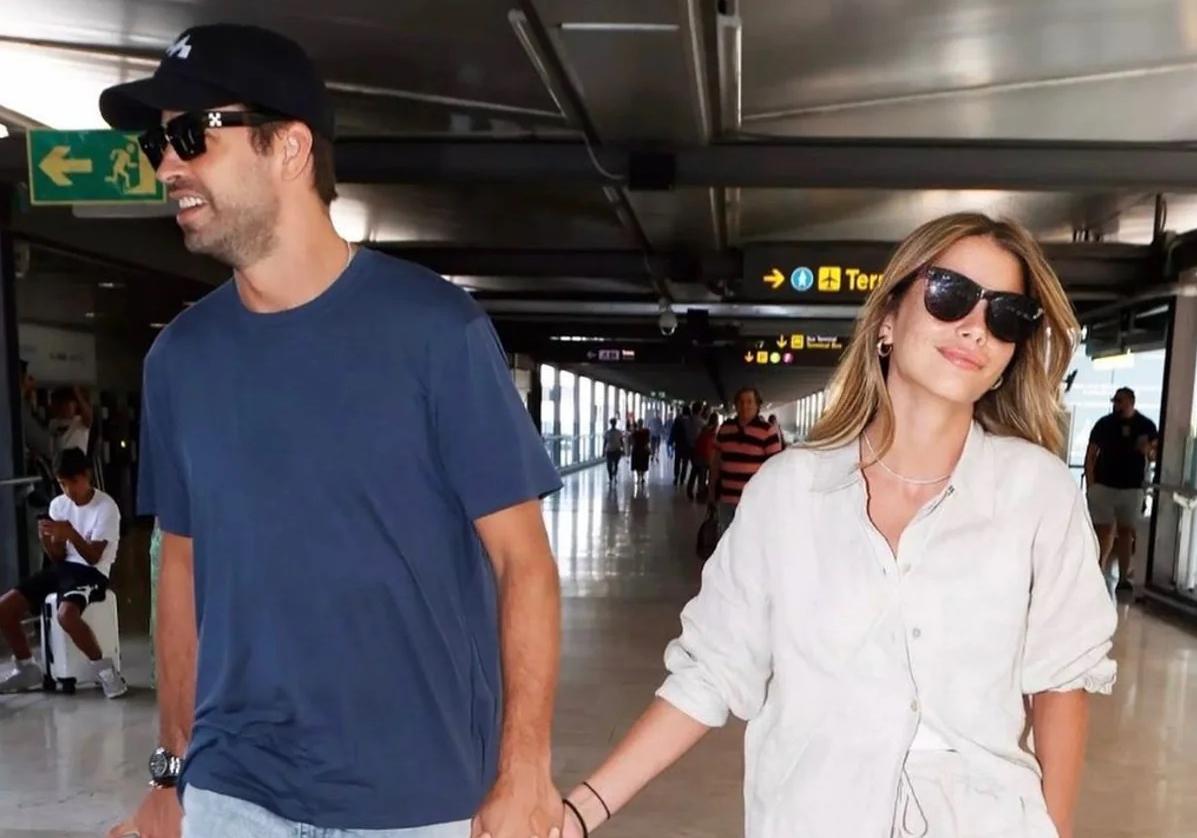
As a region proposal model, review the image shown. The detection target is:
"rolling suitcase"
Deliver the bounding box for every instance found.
[39,590,121,693]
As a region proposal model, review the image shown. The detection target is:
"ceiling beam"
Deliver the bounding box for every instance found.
[335,139,1197,192]
[8,136,1197,191]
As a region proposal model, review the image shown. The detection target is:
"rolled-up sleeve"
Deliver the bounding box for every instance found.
[656,473,775,726]
[1022,469,1117,695]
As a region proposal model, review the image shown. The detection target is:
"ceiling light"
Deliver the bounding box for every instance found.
[558,22,679,32]
[97,281,123,290]
[84,311,96,319]
[149,322,167,329]
[0,125,8,139]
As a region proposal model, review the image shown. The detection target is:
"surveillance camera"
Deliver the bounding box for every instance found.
[658,308,679,337]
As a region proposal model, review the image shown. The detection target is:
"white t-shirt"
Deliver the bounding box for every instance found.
[49,489,120,577]
[50,416,90,457]
[604,428,625,454]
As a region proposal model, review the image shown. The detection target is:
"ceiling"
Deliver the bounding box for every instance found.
[3,0,1197,404]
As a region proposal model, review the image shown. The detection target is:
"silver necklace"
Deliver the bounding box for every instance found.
[342,239,354,271]
[862,433,952,486]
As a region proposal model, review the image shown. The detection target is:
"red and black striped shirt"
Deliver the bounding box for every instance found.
[715,416,783,504]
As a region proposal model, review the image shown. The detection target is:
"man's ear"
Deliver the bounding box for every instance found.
[278,122,314,185]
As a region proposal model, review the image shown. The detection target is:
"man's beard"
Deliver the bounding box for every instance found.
[183,193,280,268]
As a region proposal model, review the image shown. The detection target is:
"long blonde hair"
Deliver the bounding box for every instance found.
[806,213,1078,458]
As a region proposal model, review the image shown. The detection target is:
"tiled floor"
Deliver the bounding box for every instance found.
[1,456,1196,836]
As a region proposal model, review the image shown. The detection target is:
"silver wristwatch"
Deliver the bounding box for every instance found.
[148,746,182,788]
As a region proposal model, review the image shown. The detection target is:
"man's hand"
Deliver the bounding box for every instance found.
[107,787,182,838]
[39,520,74,542]
[471,765,563,838]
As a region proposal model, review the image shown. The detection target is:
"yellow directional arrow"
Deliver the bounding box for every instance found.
[39,146,93,187]
[743,351,754,363]
[762,268,785,290]
[776,335,787,349]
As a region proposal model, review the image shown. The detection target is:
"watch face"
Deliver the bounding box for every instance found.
[149,749,172,779]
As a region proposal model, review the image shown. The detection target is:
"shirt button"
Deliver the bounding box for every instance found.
[910,700,920,713]
[912,627,922,639]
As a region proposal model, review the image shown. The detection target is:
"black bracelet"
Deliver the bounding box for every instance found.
[581,781,612,821]
[562,798,589,838]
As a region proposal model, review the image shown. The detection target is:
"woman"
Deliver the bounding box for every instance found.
[559,213,1117,838]
[630,419,652,485]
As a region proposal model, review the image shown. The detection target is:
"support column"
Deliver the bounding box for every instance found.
[0,214,25,592]
[1150,291,1197,592]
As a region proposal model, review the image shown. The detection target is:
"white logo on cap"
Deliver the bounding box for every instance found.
[165,35,192,59]
[207,112,223,128]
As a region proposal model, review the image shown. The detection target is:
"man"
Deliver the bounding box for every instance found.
[101,24,564,838]
[603,418,625,483]
[19,360,53,466]
[48,385,92,458]
[647,412,663,462]
[0,447,126,698]
[1086,387,1159,594]
[683,401,707,500]
[670,405,693,487]
[709,388,783,533]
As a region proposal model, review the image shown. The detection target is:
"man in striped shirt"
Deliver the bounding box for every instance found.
[709,387,783,534]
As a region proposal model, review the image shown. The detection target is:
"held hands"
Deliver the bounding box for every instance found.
[38,519,73,543]
[106,786,182,838]
[472,763,564,838]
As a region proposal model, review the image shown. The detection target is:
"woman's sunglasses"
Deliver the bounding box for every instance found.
[920,266,1044,344]
[138,110,282,169]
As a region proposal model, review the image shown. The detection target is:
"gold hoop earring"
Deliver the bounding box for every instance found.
[877,339,892,358]
[990,375,1004,391]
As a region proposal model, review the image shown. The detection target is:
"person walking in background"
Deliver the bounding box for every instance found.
[558,212,1116,838]
[1085,386,1158,595]
[708,389,782,534]
[670,405,693,487]
[767,413,787,450]
[688,414,720,502]
[604,418,625,483]
[631,420,652,486]
[648,412,664,462]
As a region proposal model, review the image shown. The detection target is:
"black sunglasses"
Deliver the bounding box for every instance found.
[920,266,1043,344]
[138,110,283,169]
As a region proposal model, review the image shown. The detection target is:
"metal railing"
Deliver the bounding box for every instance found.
[542,433,604,473]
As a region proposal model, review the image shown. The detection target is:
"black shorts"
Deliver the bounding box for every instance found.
[16,562,109,613]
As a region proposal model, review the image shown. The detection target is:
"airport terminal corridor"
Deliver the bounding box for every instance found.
[1,457,1194,836]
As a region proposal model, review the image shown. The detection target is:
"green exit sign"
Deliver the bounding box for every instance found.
[27,129,165,205]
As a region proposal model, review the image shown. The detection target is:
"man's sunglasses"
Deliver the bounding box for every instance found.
[920,266,1044,344]
[138,110,282,169]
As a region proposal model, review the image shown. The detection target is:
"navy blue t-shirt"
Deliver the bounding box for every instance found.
[137,249,561,829]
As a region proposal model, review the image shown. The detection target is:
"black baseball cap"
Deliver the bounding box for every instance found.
[1112,387,1136,402]
[99,24,335,139]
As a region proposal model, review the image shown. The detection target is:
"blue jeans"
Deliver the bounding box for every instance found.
[183,786,472,838]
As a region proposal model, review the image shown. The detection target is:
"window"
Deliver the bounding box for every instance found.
[539,365,557,436]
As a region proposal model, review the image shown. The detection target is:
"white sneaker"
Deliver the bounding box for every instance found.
[94,659,128,699]
[0,660,43,694]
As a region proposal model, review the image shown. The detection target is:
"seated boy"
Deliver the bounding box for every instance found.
[0,447,126,698]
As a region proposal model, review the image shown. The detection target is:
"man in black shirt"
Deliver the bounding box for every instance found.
[1085,387,1159,594]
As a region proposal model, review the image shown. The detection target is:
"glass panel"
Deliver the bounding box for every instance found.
[559,371,576,467]
[1062,345,1166,488]
[579,376,594,461]
[1172,347,1197,597]
[540,364,557,437]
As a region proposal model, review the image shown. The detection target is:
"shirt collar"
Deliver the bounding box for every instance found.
[810,421,997,518]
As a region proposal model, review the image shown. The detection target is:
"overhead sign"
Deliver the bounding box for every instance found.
[742,244,891,302]
[741,333,846,366]
[27,130,165,205]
